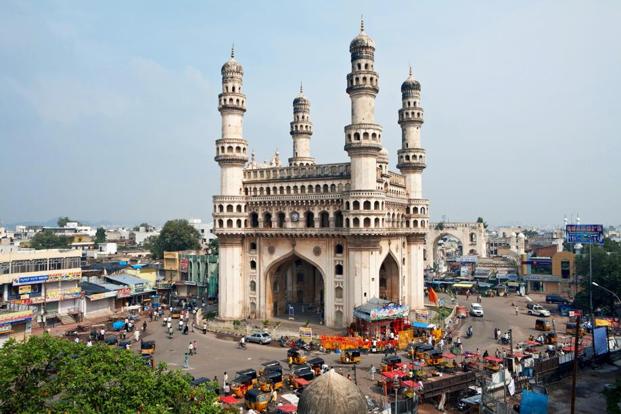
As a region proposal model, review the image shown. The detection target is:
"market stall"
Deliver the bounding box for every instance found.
[352,298,410,338]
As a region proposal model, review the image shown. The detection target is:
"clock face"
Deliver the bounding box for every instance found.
[291,212,300,222]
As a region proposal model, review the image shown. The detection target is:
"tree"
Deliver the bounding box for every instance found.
[95,227,106,244]
[30,230,70,249]
[476,217,488,229]
[0,335,221,414]
[57,216,71,227]
[147,219,200,259]
[435,222,445,230]
[574,239,621,315]
[208,239,219,255]
[133,222,151,231]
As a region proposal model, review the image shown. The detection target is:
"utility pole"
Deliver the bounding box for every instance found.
[570,315,581,414]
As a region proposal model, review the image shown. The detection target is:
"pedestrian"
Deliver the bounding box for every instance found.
[183,324,189,335]
[74,337,79,344]
[369,364,377,381]
[223,371,229,388]
[86,339,92,347]
[193,340,198,355]
[347,374,352,381]
[143,321,147,332]
[466,290,470,301]
[191,321,195,333]
[515,306,519,316]
[477,294,482,303]
[271,388,278,403]
[134,329,140,342]
[178,319,184,331]
[288,356,293,370]
[183,352,189,369]
[188,342,194,356]
[439,338,445,351]
[203,321,208,335]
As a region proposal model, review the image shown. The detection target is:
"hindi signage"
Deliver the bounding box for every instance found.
[566,224,604,245]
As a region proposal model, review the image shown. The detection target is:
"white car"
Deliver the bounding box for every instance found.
[527,304,551,317]
[245,332,272,345]
[470,303,484,317]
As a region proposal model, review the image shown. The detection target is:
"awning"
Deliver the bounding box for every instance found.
[412,321,436,329]
[453,283,474,289]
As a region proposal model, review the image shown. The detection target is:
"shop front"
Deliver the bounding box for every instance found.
[0,309,33,346]
[353,298,410,338]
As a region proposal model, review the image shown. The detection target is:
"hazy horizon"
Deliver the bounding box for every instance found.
[1,1,620,228]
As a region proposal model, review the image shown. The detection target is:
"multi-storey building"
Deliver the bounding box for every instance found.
[212,22,431,328]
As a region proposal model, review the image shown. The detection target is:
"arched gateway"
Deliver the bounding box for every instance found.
[213,24,430,328]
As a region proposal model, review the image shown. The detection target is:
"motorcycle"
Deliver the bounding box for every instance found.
[279,336,290,347]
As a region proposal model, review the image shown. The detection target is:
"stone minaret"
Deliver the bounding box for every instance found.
[215,46,248,196]
[288,84,315,166]
[344,18,382,191]
[398,66,429,309]
[344,19,386,319]
[214,47,247,320]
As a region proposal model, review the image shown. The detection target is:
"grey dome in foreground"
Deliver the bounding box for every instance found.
[298,369,367,414]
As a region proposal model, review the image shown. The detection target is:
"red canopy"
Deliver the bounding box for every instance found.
[277,404,298,413]
[295,378,310,386]
[442,352,456,359]
[401,380,422,389]
[395,362,413,370]
[484,356,503,363]
[219,395,239,404]
[382,371,408,379]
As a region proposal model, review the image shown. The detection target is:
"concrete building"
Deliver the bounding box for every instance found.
[0,249,82,322]
[188,218,215,249]
[161,251,215,299]
[213,22,429,328]
[520,251,576,297]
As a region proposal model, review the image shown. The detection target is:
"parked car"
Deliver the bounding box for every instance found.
[245,332,272,345]
[546,294,570,304]
[470,303,484,317]
[527,304,551,317]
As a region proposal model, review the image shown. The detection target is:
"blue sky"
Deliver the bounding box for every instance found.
[1,1,620,227]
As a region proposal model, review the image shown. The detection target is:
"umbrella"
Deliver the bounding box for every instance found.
[219,395,239,404]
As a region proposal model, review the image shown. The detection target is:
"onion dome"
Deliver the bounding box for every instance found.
[401,66,421,93]
[221,45,243,76]
[378,147,389,164]
[293,82,309,106]
[298,370,367,414]
[349,17,375,51]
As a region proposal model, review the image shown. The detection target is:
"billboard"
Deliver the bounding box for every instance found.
[593,326,609,356]
[566,224,604,245]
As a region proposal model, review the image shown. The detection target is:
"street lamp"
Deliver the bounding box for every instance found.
[592,282,621,304]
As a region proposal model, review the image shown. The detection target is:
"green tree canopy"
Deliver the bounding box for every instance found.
[574,239,621,315]
[133,222,152,231]
[476,217,488,229]
[57,216,71,227]
[30,230,71,249]
[147,219,200,259]
[95,227,106,244]
[0,335,221,414]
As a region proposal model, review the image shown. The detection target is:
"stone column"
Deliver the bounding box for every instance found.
[405,234,426,309]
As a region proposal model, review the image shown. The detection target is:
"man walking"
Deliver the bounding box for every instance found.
[188,342,194,356]
[369,364,376,381]
[192,340,198,355]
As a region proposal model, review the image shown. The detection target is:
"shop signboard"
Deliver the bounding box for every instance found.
[117,287,132,298]
[566,224,604,245]
[89,291,117,301]
[13,275,48,286]
[18,285,32,294]
[48,270,82,282]
[299,327,313,343]
[0,310,33,324]
[365,303,409,321]
[134,283,145,293]
[180,258,189,272]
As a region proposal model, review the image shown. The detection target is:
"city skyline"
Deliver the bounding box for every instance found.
[1,1,620,227]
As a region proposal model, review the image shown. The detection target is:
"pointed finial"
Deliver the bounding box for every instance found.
[299,81,303,94]
[409,64,413,77]
[360,15,365,32]
[231,43,235,59]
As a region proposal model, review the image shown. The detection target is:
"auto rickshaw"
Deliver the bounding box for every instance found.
[381,355,402,372]
[566,322,585,336]
[104,336,118,347]
[307,357,325,376]
[140,340,156,355]
[287,348,307,365]
[340,349,361,364]
[414,344,435,360]
[423,350,445,366]
[289,366,314,384]
[231,375,255,398]
[171,307,181,319]
[260,360,282,375]
[259,370,284,392]
[142,354,155,369]
[245,388,269,413]
[535,319,552,331]
[236,369,258,385]
[118,339,132,349]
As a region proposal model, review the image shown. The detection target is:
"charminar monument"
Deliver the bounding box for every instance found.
[213,20,430,328]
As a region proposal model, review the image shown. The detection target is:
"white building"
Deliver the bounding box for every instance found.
[189,218,215,249]
[213,22,429,328]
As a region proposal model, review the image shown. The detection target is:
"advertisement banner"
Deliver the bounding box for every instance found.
[593,326,609,356]
[0,310,33,324]
[18,285,32,294]
[566,224,604,245]
[117,287,132,298]
[48,270,81,282]
[13,275,48,286]
[299,327,313,343]
[180,258,189,272]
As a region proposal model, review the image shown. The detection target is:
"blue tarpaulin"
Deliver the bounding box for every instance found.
[520,390,548,414]
[412,322,434,329]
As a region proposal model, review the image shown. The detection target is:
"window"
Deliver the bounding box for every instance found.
[250,281,256,292]
[305,211,314,228]
[277,212,286,228]
[335,264,343,275]
[250,242,257,251]
[250,212,259,228]
[335,286,343,299]
[334,211,344,228]
[335,244,344,255]
[263,212,272,228]
[250,260,257,270]
[363,201,371,210]
[320,211,330,228]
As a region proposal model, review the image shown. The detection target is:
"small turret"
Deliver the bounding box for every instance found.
[289,83,315,166]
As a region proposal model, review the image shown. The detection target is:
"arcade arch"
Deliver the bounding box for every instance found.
[379,253,400,303]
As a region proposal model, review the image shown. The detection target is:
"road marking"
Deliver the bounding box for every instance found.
[525,296,533,302]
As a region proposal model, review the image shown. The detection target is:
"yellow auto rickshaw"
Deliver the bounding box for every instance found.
[535,319,552,331]
[287,348,307,365]
[380,355,402,372]
[231,374,255,398]
[245,388,270,413]
[340,349,361,364]
[424,350,445,366]
[171,307,181,319]
[140,340,156,355]
[259,371,284,392]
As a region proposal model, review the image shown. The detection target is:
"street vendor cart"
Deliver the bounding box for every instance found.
[353,298,410,337]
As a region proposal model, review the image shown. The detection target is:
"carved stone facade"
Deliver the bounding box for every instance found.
[213,22,430,328]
